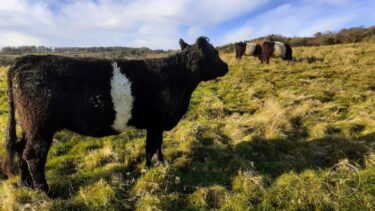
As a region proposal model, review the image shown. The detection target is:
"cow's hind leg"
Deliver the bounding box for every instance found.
[145,128,163,167]
[23,132,53,193]
[16,133,33,188]
[156,141,164,164]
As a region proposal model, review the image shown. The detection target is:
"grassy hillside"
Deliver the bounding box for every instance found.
[0,42,375,210]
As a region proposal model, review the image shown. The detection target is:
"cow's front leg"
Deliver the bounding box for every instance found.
[145,128,163,168]
[23,133,53,193]
[156,142,164,163]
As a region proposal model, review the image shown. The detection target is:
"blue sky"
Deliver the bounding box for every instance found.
[0,0,374,49]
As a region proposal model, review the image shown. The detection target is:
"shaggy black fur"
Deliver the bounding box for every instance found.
[261,41,274,64]
[261,41,293,64]
[235,42,246,59]
[254,44,262,61]
[2,36,228,193]
[284,43,293,61]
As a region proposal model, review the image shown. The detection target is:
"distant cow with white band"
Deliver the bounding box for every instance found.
[235,42,262,61]
[2,36,229,194]
[261,41,292,64]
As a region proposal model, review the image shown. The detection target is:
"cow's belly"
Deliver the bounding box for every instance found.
[65,119,119,137]
[62,98,119,137]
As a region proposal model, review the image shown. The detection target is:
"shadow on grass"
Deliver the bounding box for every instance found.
[294,56,325,63]
[48,153,144,200]
[1,119,373,208]
[172,120,374,193]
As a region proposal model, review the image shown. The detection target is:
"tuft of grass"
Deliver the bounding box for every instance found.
[269,170,331,210]
[1,180,52,211]
[187,185,228,210]
[75,179,117,210]
[82,145,118,169]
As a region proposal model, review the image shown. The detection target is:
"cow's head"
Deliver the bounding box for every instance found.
[180,37,228,81]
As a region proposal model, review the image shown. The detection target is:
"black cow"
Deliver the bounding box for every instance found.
[2,36,228,193]
[235,42,246,59]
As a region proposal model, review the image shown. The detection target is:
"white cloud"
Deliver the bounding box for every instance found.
[222,27,253,45]
[297,16,355,36]
[0,0,266,49]
[0,0,52,28]
[221,0,375,44]
[0,0,373,49]
[302,0,353,6]
[0,31,44,46]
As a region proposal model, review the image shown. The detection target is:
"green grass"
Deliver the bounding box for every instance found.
[1,42,375,210]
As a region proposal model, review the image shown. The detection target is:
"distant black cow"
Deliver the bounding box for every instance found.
[261,41,292,64]
[235,42,262,61]
[2,36,228,193]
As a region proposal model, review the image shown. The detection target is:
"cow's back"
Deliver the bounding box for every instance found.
[11,55,119,137]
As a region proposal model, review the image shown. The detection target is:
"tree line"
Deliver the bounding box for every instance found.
[1,26,374,56]
[219,25,375,53]
[1,46,168,56]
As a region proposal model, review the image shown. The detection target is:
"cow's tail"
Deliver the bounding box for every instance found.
[2,67,17,176]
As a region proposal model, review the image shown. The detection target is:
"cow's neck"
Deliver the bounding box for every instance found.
[145,51,201,89]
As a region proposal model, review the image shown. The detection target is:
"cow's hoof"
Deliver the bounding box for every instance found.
[34,183,50,194]
[156,160,169,166]
[18,178,34,189]
[47,190,58,199]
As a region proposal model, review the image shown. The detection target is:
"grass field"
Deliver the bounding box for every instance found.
[0,42,375,210]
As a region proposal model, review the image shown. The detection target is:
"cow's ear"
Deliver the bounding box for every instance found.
[179,39,190,50]
[196,36,209,52]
